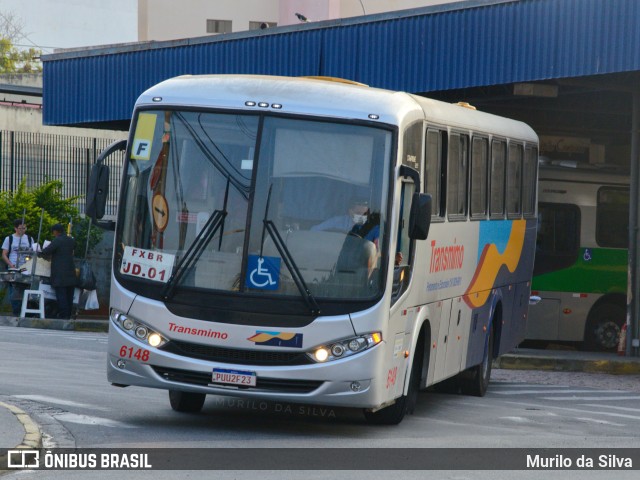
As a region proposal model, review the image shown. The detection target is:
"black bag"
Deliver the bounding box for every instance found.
[77,261,97,290]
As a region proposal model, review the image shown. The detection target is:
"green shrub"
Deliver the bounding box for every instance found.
[0,178,102,257]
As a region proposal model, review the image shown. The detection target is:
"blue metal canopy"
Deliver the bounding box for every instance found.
[42,0,640,127]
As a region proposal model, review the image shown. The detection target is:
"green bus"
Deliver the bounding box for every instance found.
[526,162,629,351]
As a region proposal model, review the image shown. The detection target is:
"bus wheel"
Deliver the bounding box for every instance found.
[461,325,494,397]
[363,393,408,425]
[363,341,423,425]
[169,390,206,413]
[584,304,625,352]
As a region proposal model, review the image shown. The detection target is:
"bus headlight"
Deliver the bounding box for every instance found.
[307,332,382,363]
[110,309,168,348]
[148,333,163,347]
[331,344,345,357]
[314,348,330,362]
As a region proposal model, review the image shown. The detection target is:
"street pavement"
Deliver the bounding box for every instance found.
[1,314,639,453]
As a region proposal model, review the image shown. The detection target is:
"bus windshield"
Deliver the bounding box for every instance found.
[116,109,392,302]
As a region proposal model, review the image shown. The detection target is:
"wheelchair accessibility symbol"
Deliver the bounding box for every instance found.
[583,248,592,262]
[246,255,281,290]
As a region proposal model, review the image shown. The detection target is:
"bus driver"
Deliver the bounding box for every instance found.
[311,198,379,244]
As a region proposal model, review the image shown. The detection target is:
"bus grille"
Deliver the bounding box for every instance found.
[152,366,323,394]
[159,341,314,366]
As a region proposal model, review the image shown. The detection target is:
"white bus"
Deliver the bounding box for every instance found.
[88,75,539,424]
[526,162,629,351]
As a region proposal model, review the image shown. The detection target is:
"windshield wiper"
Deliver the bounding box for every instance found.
[162,179,235,300]
[259,185,321,316]
[161,208,226,301]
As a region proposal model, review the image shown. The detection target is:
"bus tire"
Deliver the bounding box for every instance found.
[584,304,625,352]
[169,390,206,413]
[363,338,424,425]
[461,324,494,397]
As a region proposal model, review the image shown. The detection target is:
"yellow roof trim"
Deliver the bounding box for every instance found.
[302,76,369,87]
[454,101,477,110]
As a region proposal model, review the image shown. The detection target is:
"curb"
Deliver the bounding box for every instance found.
[0,316,108,333]
[494,354,640,375]
[0,402,42,469]
[0,402,41,450]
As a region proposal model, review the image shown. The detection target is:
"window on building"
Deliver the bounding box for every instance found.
[207,19,232,34]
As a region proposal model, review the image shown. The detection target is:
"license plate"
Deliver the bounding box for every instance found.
[211,368,257,387]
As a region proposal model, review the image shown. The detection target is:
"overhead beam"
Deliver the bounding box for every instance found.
[0,84,43,97]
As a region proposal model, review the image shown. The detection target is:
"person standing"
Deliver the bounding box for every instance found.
[39,224,77,319]
[2,219,40,315]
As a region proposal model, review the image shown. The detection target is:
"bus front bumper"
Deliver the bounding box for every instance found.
[107,317,392,409]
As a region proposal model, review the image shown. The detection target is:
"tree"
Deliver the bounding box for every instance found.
[0,178,102,257]
[0,10,42,73]
[0,10,24,43]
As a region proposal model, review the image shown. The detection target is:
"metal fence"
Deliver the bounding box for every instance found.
[0,130,125,218]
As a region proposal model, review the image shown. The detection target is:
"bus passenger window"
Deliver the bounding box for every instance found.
[447,133,469,220]
[522,146,538,217]
[534,203,580,276]
[596,187,629,248]
[490,140,506,218]
[507,143,523,218]
[425,129,445,219]
[470,137,488,218]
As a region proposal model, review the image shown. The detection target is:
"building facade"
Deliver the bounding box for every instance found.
[138,0,460,41]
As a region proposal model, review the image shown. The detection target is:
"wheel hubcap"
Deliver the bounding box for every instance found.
[595,320,620,350]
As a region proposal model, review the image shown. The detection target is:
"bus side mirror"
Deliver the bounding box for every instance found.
[408,193,431,240]
[86,163,109,219]
[86,139,126,231]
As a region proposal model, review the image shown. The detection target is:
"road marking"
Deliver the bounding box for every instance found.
[499,416,532,423]
[575,417,626,427]
[493,389,624,395]
[499,400,640,421]
[491,383,568,388]
[541,395,640,401]
[580,404,640,413]
[28,330,105,338]
[13,395,109,411]
[53,412,135,428]
[67,337,108,343]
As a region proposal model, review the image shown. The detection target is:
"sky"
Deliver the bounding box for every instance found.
[0,0,137,54]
